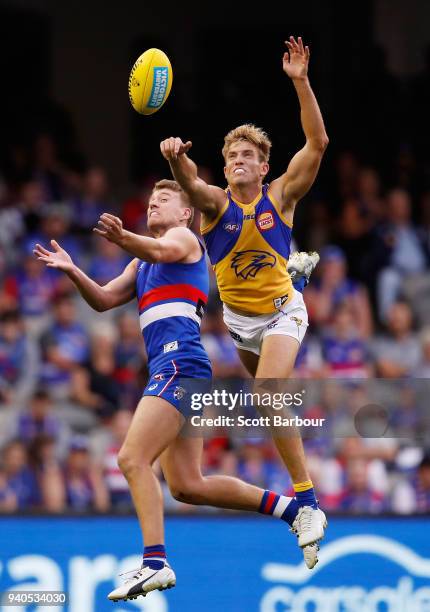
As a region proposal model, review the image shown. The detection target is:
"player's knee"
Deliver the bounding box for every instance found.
[168,479,202,504]
[117,449,143,478]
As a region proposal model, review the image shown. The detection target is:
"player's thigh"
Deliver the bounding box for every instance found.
[120,395,184,465]
[256,334,300,379]
[237,348,259,377]
[160,436,204,487]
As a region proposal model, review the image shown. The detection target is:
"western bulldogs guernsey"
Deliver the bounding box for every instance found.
[136,243,212,411]
[201,184,294,314]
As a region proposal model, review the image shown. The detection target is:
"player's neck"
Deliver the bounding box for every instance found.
[229,183,262,205]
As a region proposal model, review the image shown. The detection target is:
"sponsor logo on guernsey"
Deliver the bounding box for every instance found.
[228,329,243,343]
[148,383,158,391]
[173,386,186,400]
[148,67,169,108]
[231,250,276,280]
[163,340,179,353]
[223,222,241,233]
[257,211,274,231]
[243,213,256,220]
[273,294,289,309]
[153,373,165,381]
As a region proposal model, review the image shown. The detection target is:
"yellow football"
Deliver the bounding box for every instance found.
[128,48,173,115]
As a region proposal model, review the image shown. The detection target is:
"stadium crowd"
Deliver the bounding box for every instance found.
[0,123,430,516]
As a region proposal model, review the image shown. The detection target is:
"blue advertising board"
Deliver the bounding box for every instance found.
[0,515,429,611]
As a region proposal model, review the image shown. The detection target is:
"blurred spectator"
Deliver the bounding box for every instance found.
[339,458,387,514]
[305,245,373,338]
[0,310,38,405]
[39,294,90,398]
[415,327,430,378]
[70,166,113,233]
[28,434,65,512]
[113,311,146,409]
[2,440,40,509]
[17,180,46,237]
[6,253,57,335]
[87,238,130,286]
[14,389,69,449]
[371,301,420,378]
[392,452,430,514]
[374,189,429,322]
[0,465,18,512]
[64,435,109,512]
[70,328,121,419]
[32,134,68,202]
[321,304,371,378]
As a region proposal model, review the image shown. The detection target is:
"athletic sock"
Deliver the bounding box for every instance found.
[292,277,307,293]
[142,544,166,570]
[258,490,300,526]
[293,480,318,509]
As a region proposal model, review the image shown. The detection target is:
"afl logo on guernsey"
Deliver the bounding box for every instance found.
[223,222,241,233]
[257,211,275,231]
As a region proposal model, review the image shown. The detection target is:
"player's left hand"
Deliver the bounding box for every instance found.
[94,213,125,244]
[283,36,309,80]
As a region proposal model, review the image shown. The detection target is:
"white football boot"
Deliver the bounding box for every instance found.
[288,251,320,286]
[291,506,327,569]
[107,562,176,602]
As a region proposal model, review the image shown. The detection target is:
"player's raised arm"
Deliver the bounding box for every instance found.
[33,240,137,312]
[94,213,200,264]
[160,137,225,220]
[270,36,329,215]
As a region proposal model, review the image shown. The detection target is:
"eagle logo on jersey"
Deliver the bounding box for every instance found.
[231,250,276,280]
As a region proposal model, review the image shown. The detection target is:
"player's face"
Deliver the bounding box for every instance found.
[224,141,269,188]
[147,189,188,233]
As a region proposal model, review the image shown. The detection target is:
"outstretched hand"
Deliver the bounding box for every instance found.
[33,240,74,271]
[94,213,126,245]
[160,137,192,161]
[283,36,309,80]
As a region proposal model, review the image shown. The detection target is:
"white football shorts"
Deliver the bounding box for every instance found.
[223,289,308,355]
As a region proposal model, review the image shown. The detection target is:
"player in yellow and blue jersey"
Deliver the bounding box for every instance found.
[161,36,329,568]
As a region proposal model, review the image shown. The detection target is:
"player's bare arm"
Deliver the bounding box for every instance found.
[269,36,329,221]
[160,137,226,221]
[33,240,137,311]
[94,212,201,264]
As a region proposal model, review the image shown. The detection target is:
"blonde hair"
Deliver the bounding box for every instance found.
[152,179,194,227]
[222,124,272,163]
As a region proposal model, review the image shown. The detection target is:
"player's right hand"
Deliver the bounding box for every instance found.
[160,137,192,161]
[33,240,74,272]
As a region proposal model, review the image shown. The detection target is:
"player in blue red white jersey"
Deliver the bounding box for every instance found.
[34,179,323,603]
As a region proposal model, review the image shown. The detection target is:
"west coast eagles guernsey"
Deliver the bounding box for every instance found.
[201,184,293,314]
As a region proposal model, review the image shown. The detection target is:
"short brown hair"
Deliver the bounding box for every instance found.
[152,179,194,227]
[222,124,272,163]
